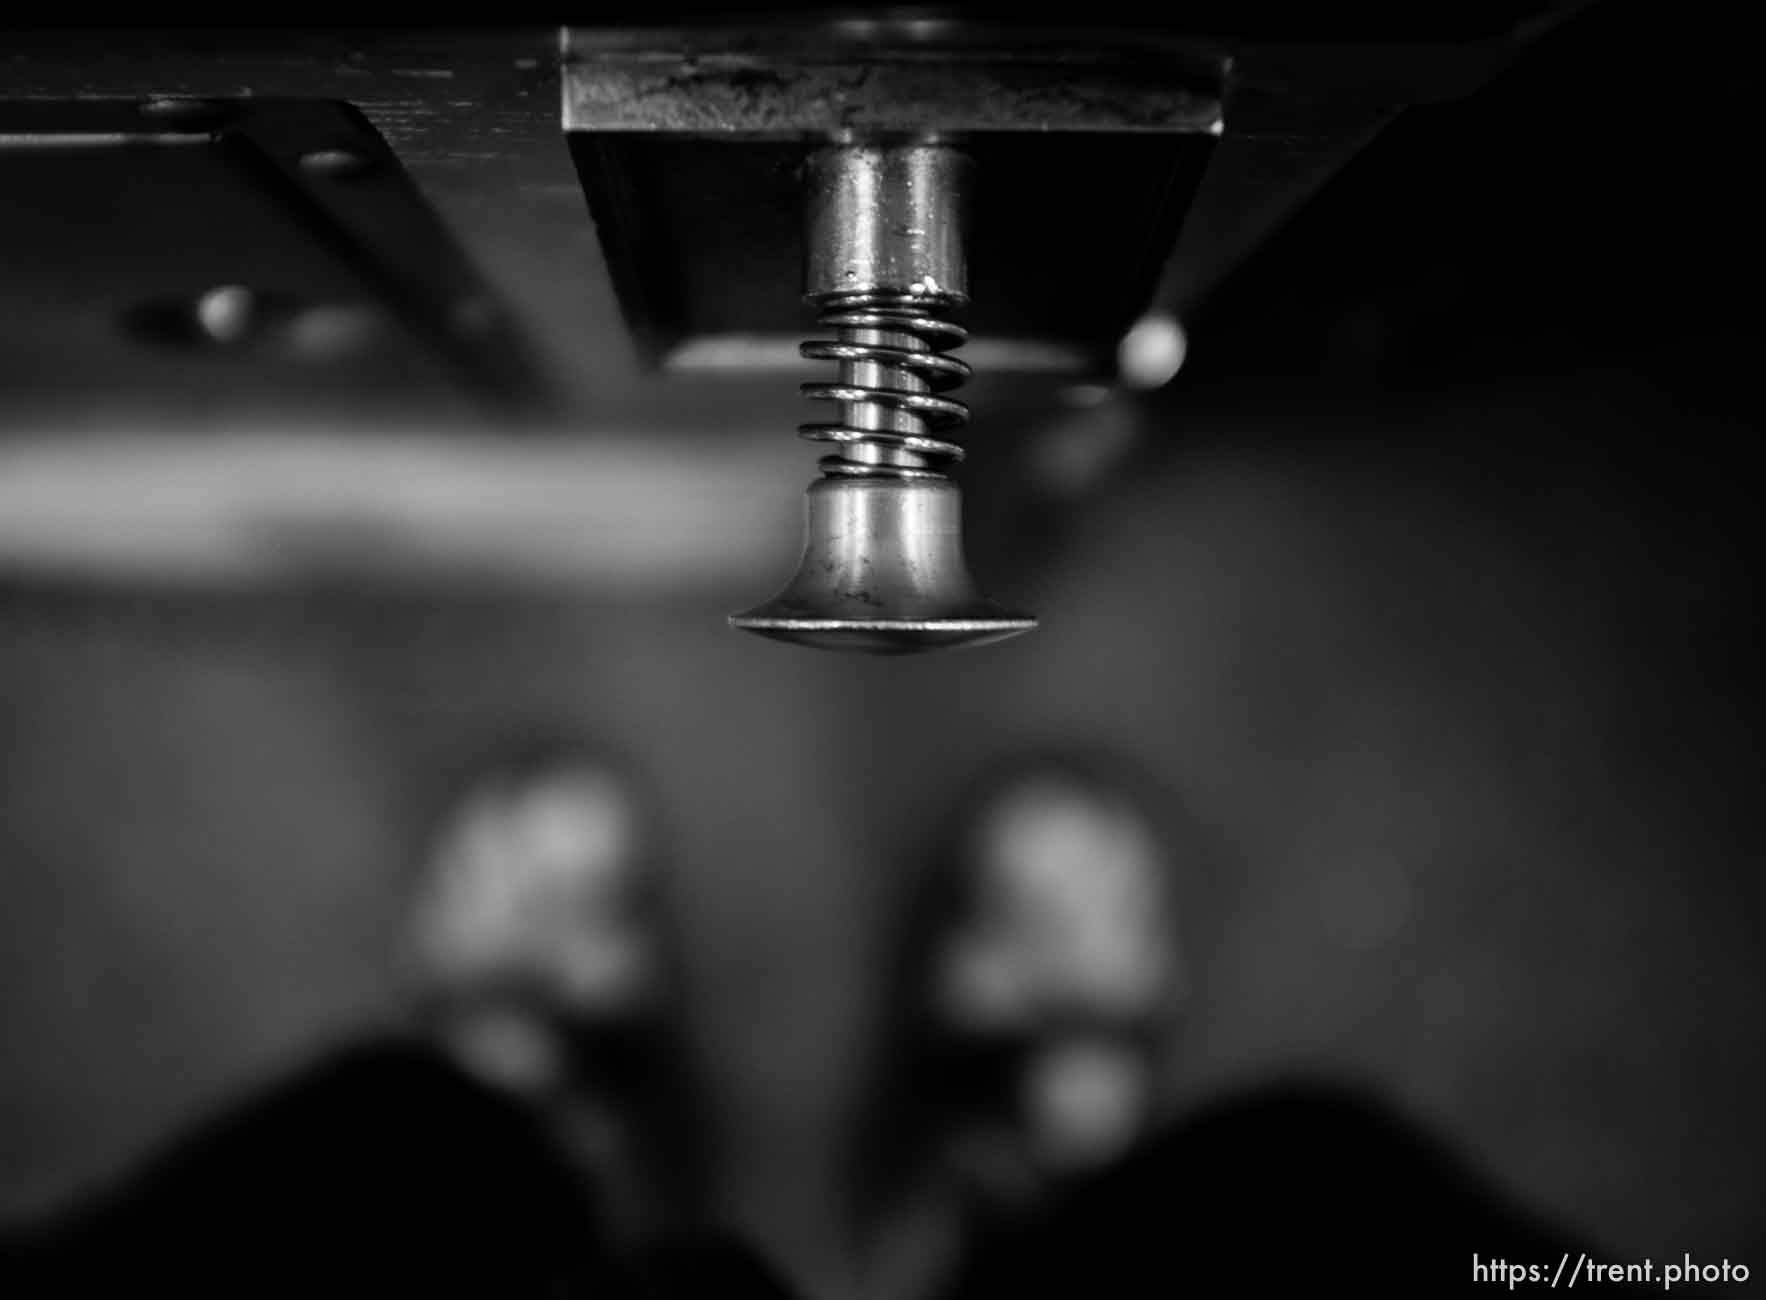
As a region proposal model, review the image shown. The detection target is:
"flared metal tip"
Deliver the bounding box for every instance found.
[727,613,1037,655]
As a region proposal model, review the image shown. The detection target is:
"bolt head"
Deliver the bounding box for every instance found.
[730,475,1035,654]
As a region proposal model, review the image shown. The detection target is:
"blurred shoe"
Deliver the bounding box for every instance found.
[404,738,710,1243]
[853,752,1184,1297]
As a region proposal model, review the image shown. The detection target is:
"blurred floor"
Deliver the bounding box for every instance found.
[1,376,1761,1296]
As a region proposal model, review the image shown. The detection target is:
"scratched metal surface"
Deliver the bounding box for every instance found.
[0,14,1577,429]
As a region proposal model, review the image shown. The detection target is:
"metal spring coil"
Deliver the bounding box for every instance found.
[798,290,971,481]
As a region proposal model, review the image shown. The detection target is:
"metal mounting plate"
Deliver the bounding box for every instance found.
[563,23,1227,377]
[561,10,1585,380]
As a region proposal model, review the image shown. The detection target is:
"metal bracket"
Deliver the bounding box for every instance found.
[563,22,1228,377]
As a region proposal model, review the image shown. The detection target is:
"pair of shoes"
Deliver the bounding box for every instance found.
[403,738,1183,1292]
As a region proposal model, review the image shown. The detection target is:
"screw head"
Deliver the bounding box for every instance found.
[730,475,1035,654]
[138,97,232,128]
[298,147,374,179]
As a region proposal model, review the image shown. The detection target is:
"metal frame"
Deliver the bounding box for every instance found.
[0,95,545,410]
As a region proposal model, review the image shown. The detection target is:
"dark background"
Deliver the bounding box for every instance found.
[1,2,1761,1294]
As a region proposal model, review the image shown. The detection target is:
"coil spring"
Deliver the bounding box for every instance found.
[798,291,972,481]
